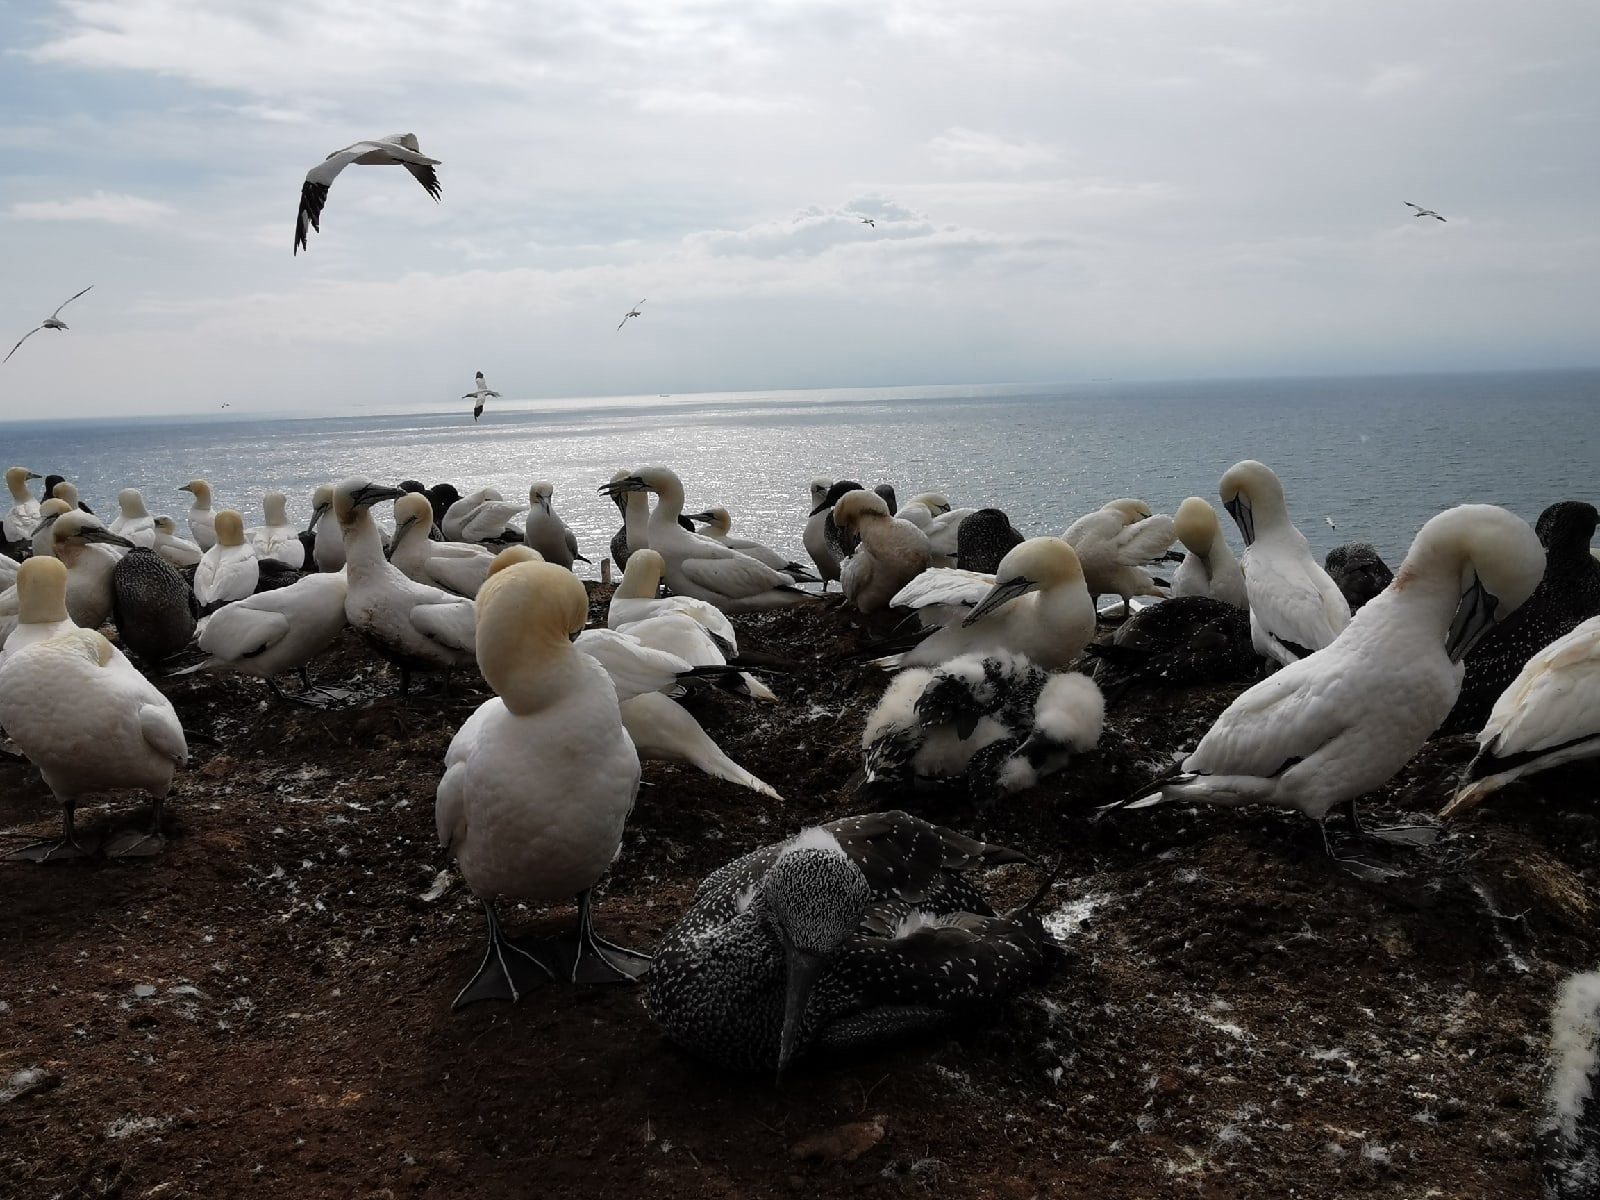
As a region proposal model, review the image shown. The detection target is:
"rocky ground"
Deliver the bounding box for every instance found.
[1,588,1594,1199]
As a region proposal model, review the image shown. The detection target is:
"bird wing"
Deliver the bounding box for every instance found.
[1185,659,1353,777]
[49,285,94,321]
[457,501,528,542]
[409,596,477,654]
[677,543,797,599]
[3,327,44,363]
[825,810,1029,902]
[1246,549,1349,656]
[1480,618,1600,758]
[401,160,443,202]
[1115,514,1177,564]
[197,601,291,661]
[139,702,189,766]
[295,146,373,254]
[425,552,491,598]
[891,567,994,611]
[575,628,690,699]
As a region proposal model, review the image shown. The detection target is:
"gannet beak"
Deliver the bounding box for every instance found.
[684,511,714,524]
[78,527,136,549]
[963,576,1035,626]
[305,502,329,535]
[809,499,831,516]
[350,483,407,510]
[598,476,647,497]
[777,945,825,1083]
[178,484,194,495]
[1445,575,1498,663]
[1224,495,1255,545]
[25,472,40,481]
[388,513,417,559]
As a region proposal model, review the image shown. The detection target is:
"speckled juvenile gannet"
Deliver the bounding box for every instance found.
[307,484,344,572]
[178,479,217,551]
[441,487,528,544]
[606,549,738,652]
[193,511,259,608]
[522,481,587,571]
[1086,595,1257,701]
[336,477,476,690]
[886,537,1095,670]
[194,571,349,699]
[620,692,782,798]
[1324,542,1393,613]
[436,555,647,1005]
[249,491,306,568]
[111,548,198,666]
[835,489,931,614]
[1219,460,1349,665]
[956,508,1026,575]
[1440,614,1600,817]
[803,478,839,589]
[601,467,810,613]
[1063,498,1175,613]
[149,516,202,569]
[1119,504,1545,850]
[687,506,817,580]
[0,557,77,663]
[1170,496,1247,609]
[294,133,441,255]
[388,492,495,598]
[3,467,42,544]
[0,626,186,860]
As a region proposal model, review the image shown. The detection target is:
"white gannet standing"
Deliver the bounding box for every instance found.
[441,487,528,544]
[601,467,809,613]
[1119,504,1545,851]
[465,371,500,421]
[1440,614,1600,817]
[619,691,782,798]
[886,537,1096,671]
[307,484,344,572]
[107,488,156,547]
[686,505,817,580]
[337,477,476,691]
[3,467,42,543]
[1170,496,1248,610]
[803,478,840,590]
[835,489,932,614]
[523,481,588,571]
[193,511,260,608]
[29,498,70,560]
[249,490,306,568]
[606,549,738,653]
[0,556,77,662]
[0,511,136,642]
[149,516,203,569]
[0,626,186,860]
[435,555,647,1005]
[193,572,350,699]
[388,492,495,597]
[294,133,442,255]
[179,479,218,551]
[1220,460,1350,666]
[4,285,93,363]
[1063,498,1175,614]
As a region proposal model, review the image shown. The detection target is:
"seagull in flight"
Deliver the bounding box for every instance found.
[464,371,501,421]
[1325,516,1337,530]
[1404,202,1446,222]
[859,217,876,227]
[4,286,93,364]
[294,133,442,255]
[618,299,646,331]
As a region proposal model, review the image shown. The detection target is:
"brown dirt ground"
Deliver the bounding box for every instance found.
[2,588,1596,1199]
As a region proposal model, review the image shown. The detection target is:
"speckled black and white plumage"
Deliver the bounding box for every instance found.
[111,548,199,665]
[646,811,1058,1073]
[956,508,1026,575]
[1085,594,1258,702]
[1323,541,1394,613]
[1443,501,1600,735]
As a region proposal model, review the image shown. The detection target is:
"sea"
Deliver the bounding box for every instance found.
[1,369,1594,572]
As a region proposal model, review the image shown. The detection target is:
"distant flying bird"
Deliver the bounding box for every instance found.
[293,133,442,255]
[464,371,500,421]
[1325,516,1337,530]
[860,217,876,227]
[618,299,646,331]
[4,286,94,364]
[1404,202,1446,222]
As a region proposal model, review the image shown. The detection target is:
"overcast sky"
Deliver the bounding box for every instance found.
[2,0,1597,417]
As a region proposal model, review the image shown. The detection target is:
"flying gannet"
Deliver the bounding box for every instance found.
[293,133,441,254]
[4,286,93,363]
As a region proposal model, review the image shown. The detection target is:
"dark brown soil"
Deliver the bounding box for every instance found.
[2,589,1594,1199]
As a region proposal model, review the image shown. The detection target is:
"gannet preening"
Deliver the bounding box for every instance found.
[1063,498,1176,615]
[111,548,199,666]
[441,487,527,545]
[647,811,1057,1075]
[4,285,93,363]
[1170,496,1247,610]
[956,508,1025,575]
[0,625,186,860]
[465,371,500,421]
[179,479,217,551]
[617,299,645,330]
[802,478,840,589]
[523,482,588,571]
[337,477,476,691]
[1086,594,1259,702]
[1533,969,1600,1199]
[606,548,738,652]
[1440,614,1600,818]
[389,492,494,597]
[813,480,865,562]
[620,692,782,798]
[306,483,344,572]
[885,537,1095,671]
[1404,201,1446,222]
[3,467,42,544]
[1220,460,1350,666]
[249,491,306,568]
[293,133,441,254]
[600,467,810,613]
[686,506,817,580]
[835,489,931,614]
[1324,542,1394,613]
[192,572,349,699]
[436,556,647,1005]
[0,557,76,663]
[0,511,135,641]
[193,511,259,609]
[149,516,203,569]
[1115,504,1545,855]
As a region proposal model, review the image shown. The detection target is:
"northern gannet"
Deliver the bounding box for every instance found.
[107,488,156,548]
[193,571,349,699]
[1170,496,1247,609]
[1086,594,1258,702]
[686,505,816,580]
[1063,498,1175,614]
[248,491,306,568]
[29,498,70,560]
[1324,542,1394,613]
[606,548,738,653]
[802,477,840,589]
[1404,201,1446,222]
[441,487,527,545]
[389,492,495,597]
[3,467,42,544]
[149,516,203,569]
[294,133,441,255]
[523,481,588,571]
[835,489,931,614]
[617,299,645,330]
[0,511,135,640]
[618,691,781,798]
[110,548,199,666]
[0,557,76,663]
[4,285,93,363]
[193,511,260,608]
[465,371,500,421]
[178,479,217,551]
[436,555,646,1005]
[307,483,345,572]
[955,508,1025,575]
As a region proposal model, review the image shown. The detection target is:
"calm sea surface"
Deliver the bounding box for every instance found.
[1,370,1594,571]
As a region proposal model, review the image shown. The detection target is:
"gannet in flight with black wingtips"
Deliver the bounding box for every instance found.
[4,286,93,363]
[293,133,441,255]
[859,216,876,227]
[1404,201,1446,222]
[465,371,500,421]
[617,299,646,330]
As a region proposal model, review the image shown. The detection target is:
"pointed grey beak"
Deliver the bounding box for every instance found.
[777,945,825,1082]
[1445,575,1498,663]
[388,512,417,560]
[349,483,406,511]
[25,472,40,481]
[684,511,715,524]
[78,526,136,549]
[599,477,647,497]
[305,502,329,536]
[1224,495,1254,546]
[964,576,1035,626]
[809,499,831,516]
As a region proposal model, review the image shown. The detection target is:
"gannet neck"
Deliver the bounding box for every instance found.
[16,557,69,624]
[617,549,666,600]
[183,479,214,510]
[214,510,247,548]
[474,560,591,713]
[7,467,35,504]
[702,507,733,537]
[263,491,290,525]
[1388,504,1544,627]
[118,488,149,519]
[641,468,687,527]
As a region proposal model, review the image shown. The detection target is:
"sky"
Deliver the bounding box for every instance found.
[1,0,1597,417]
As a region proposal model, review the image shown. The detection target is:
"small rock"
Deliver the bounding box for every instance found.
[199,755,235,779]
[133,984,157,999]
[790,1115,887,1164]
[1,1067,61,1103]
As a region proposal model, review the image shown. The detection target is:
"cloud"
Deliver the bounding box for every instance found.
[8,191,176,226]
[927,127,1059,173]
[1363,63,1426,97]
